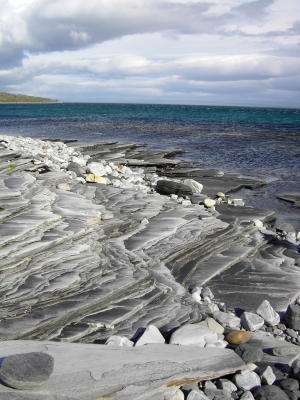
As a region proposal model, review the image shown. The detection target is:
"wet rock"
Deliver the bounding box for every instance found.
[241,312,264,332]
[256,300,280,326]
[253,385,290,400]
[0,352,54,390]
[226,331,251,345]
[135,325,165,346]
[286,304,300,330]
[235,344,263,363]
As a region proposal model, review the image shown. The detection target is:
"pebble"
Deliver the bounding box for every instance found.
[233,370,261,392]
[0,352,54,390]
[260,366,276,385]
[105,335,134,347]
[235,344,263,363]
[187,390,209,400]
[203,198,216,208]
[216,378,237,393]
[226,331,251,345]
[213,311,240,328]
[135,325,165,346]
[206,317,225,334]
[241,312,264,332]
[56,182,70,191]
[280,378,299,392]
[87,162,106,177]
[256,300,280,326]
[253,219,263,229]
[240,391,255,399]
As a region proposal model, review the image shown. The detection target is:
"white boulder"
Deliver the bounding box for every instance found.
[135,325,165,346]
[183,179,203,194]
[169,324,218,347]
[256,300,280,326]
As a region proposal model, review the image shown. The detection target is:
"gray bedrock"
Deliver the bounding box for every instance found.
[0,139,299,344]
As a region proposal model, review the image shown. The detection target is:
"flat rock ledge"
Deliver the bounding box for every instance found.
[0,340,245,400]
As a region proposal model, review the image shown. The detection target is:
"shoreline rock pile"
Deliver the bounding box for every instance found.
[0,134,299,399]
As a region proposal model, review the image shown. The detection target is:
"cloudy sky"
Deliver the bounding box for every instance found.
[0,0,300,107]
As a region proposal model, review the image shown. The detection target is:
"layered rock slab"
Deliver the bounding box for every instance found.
[0,341,245,400]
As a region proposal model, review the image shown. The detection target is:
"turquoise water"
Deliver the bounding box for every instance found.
[0,102,300,225]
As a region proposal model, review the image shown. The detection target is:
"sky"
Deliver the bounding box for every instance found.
[0,0,300,107]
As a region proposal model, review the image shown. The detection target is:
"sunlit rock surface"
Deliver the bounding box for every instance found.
[0,139,299,345]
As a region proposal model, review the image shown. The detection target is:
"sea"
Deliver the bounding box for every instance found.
[0,103,299,229]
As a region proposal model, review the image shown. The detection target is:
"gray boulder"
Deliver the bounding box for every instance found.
[280,378,299,392]
[0,352,54,390]
[156,180,193,197]
[285,304,300,330]
[253,384,290,399]
[67,162,85,177]
[235,344,263,363]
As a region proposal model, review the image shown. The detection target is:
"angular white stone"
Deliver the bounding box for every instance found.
[216,378,237,393]
[203,199,216,208]
[260,365,276,385]
[233,370,261,392]
[253,219,263,229]
[256,300,280,326]
[71,156,86,166]
[241,312,264,332]
[183,179,203,194]
[135,325,165,346]
[105,335,134,347]
[170,324,218,347]
[87,162,106,177]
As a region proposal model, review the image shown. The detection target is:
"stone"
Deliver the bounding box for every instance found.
[94,176,109,184]
[256,300,280,326]
[216,378,237,393]
[203,198,216,208]
[272,346,300,357]
[105,335,134,347]
[67,161,86,176]
[283,390,298,400]
[201,287,214,299]
[87,162,106,176]
[292,359,300,377]
[213,311,240,328]
[285,304,300,330]
[183,179,203,194]
[253,219,263,229]
[233,370,261,392]
[253,385,290,400]
[240,391,255,399]
[241,312,264,332]
[280,378,299,392]
[206,318,225,335]
[204,386,231,399]
[172,389,185,400]
[235,344,263,363]
[217,192,226,198]
[169,324,218,347]
[246,363,259,372]
[0,352,54,390]
[135,325,165,346]
[286,328,298,339]
[56,182,70,191]
[260,366,276,385]
[226,331,251,345]
[85,173,96,182]
[156,180,193,197]
[71,156,86,167]
[187,390,209,400]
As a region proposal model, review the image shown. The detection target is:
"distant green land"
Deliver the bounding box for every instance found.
[0,92,61,103]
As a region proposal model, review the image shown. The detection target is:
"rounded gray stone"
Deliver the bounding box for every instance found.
[235,344,263,363]
[0,352,54,390]
[280,378,299,392]
[253,385,290,399]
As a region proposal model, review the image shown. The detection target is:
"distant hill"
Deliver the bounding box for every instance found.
[0,92,61,103]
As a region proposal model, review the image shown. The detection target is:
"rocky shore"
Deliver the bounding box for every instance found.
[0,134,300,399]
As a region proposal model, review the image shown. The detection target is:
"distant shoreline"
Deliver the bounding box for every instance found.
[0,101,63,104]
